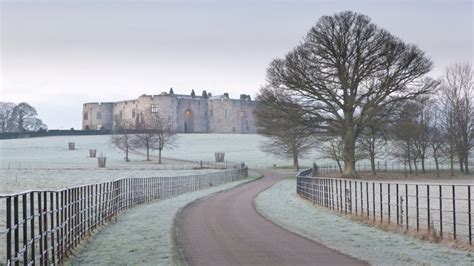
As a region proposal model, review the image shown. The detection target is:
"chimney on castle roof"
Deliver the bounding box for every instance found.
[169,88,174,95]
[240,94,246,100]
[202,90,208,99]
[191,89,196,98]
[208,92,212,97]
[223,92,229,99]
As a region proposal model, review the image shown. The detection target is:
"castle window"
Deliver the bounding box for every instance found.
[119,111,123,119]
[224,109,227,117]
[210,110,213,116]
[83,112,88,120]
[132,109,136,118]
[97,112,102,120]
[151,104,158,113]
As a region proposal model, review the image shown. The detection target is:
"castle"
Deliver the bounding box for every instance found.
[82,89,257,134]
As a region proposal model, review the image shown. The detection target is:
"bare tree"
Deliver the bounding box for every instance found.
[390,101,420,175]
[319,137,344,173]
[0,102,16,133]
[440,100,458,176]
[357,125,386,176]
[441,62,474,174]
[254,87,316,170]
[427,104,446,177]
[412,98,433,173]
[132,113,177,163]
[150,114,177,164]
[266,11,434,177]
[110,118,134,162]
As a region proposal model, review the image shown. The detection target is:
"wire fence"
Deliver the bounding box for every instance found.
[296,169,473,246]
[0,163,248,265]
[317,161,474,175]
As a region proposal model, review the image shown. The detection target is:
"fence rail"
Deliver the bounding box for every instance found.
[1,163,248,265]
[296,172,473,246]
[317,161,474,174]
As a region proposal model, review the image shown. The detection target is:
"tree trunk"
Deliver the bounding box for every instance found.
[158,149,162,164]
[293,154,299,171]
[465,155,470,174]
[434,154,440,177]
[459,158,464,173]
[125,144,129,162]
[370,154,376,176]
[404,161,407,178]
[421,155,426,173]
[146,145,150,161]
[408,153,413,174]
[450,154,454,177]
[336,159,343,174]
[413,159,418,176]
[342,129,357,177]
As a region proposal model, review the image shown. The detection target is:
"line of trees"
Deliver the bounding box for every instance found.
[0,102,47,133]
[111,112,178,163]
[388,63,473,176]
[254,11,473,177]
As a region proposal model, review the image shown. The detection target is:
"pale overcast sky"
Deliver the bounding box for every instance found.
[1,0,473,129]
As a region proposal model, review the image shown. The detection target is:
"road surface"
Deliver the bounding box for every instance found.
[177,169,367,265]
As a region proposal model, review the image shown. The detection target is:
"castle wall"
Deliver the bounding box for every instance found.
[112,99,139,128]
[239,100,257,134]
[82,92,257,134]
[207,99,256,133]
[82,102,114,130]
[135,94,179,130]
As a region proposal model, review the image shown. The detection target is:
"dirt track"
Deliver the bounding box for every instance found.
[177,169,367,265]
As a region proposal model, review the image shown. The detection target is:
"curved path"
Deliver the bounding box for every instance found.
[177,169,366,265]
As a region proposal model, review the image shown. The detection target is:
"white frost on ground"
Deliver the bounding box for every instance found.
[0,134,327,169]
[255,178,474,265]
[68,175,259,265]
[0,168,221,194]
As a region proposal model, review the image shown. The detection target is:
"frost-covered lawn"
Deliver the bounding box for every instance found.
[67,175,259,266]
[0,134,310,193]
[255,178,474,265]
[0,134,326,170]
[0,168,220,194]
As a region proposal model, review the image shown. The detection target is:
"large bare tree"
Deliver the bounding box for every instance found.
[254,87,316,170]
[266,11,433,177]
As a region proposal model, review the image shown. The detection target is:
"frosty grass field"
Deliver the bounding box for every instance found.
[0,134,324,193]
